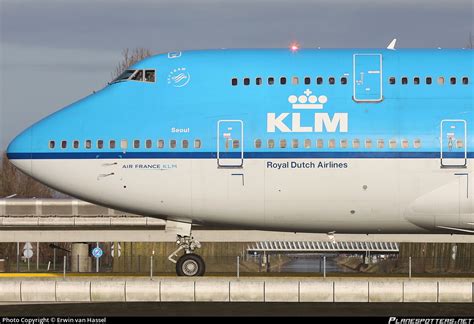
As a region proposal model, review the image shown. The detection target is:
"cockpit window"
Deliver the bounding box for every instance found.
[112,69,156,83]
[114,70,136,82]
[145,70,155,82]
[131,70,144,81]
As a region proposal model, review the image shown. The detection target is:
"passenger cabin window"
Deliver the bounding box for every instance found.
[243,78,250,86]
[256,77,262,85]
[389,139,397,149]
[194,139,202,149]
[328,139,336,149]
[292,139,298,149]
[414,77,420,85]
[365,139,372,149]
[182,140,189,149]
[49,141,55,149]
[133,140,140,149]
[146,139,152,149]
[377,139,384,149]
[457,139,464,148]
[316,139,324,149]
[328,77,335,85]
[340,139,348,148]
[280,77,287,85]
[120,139,128,150]
[389,77,396,85]
[268,77,275,85]
[231,78,238,86]
[158,140,164,149]
[170,140,176,149]
[402,139,409,149]
[438,77,445,85]
[255,139,262,149]
[280,139,287,149]
[341,77,347,85]
[450,77,456,85]
[61,140,67,149]
[232,140,239,149]
[304,77,311,85]
[109,140,116,149]
[97,140,103,149]
[352,139,360,149]
[267,139,275,149]
[426,77,432,85]
[413,139,421,149]
[73,140,79,149]
[85,140,92,149]
[401,77,408,85]
[316,77,323,85]
[291,77,299,85]
[304,139,311,148]
[462,77,469,85]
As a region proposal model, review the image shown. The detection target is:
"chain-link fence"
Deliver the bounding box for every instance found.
[0,251,473,276]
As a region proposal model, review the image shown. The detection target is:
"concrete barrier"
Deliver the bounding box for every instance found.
[111,218,147,226]
[334,281,368,302]
[438,281,472,303]
[0,281,21,302]
[21,281,56,302]
[403,281,438,302]
[2,217,39,226]
[195,280,230,302]
[161,280,195,302]
[1,278,472,304]
[126,281,160,302]
[74,217,111,226]
[90,281,125,302]
[230,281,264,302]
[264,281,299,302]
[39,218,75,226]
[299,281,333,302]
[369,281,403,302]
[56,281,90,302]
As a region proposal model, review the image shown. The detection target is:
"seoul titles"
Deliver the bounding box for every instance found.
[266,161,348,169]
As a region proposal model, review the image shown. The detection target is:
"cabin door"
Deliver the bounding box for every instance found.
[217,120,244,168]
[353,53,383,102]
[440,120,467,168]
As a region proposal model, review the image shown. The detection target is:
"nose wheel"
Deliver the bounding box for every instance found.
[176,253,205,276]
[168,234,206,276]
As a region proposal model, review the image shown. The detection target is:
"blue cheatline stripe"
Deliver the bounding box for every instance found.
[6,151,474,160]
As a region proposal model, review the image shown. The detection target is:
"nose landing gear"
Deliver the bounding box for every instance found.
[168,234,206,276]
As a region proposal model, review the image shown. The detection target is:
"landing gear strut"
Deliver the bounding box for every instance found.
[168,235,206,276]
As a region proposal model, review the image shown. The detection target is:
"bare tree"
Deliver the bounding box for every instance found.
[111,48,153,80]
[0,153,52,198]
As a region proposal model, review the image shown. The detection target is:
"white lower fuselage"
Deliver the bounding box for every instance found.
[14,157,473,234]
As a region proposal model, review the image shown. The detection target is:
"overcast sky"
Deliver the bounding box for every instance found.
[1,0,473,150]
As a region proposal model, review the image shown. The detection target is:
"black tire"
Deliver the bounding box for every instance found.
[176,253,206,276]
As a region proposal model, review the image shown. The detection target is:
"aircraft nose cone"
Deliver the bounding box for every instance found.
[6,128,33,176]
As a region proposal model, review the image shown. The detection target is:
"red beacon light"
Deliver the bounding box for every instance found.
[290,43,300,52]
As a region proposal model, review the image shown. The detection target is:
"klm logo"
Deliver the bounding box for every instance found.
[267,89,348,133]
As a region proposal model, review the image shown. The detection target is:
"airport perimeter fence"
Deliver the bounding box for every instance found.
[0,253,473,277]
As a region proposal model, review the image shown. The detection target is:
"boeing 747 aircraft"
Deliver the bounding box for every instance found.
[7,47,474,275]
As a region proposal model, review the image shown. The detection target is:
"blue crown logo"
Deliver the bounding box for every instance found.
[288,89,327,109]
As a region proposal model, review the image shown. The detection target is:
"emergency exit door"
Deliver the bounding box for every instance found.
[441,120,467,168]
[217,120,243,168]
[353,54,383,102]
